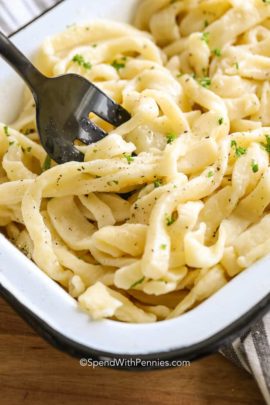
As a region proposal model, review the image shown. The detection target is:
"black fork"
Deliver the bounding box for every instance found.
[0,31,131,163]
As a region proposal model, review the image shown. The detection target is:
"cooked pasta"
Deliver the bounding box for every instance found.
[1,0,270,322]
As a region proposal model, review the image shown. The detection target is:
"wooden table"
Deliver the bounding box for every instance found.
[0,296,265,405]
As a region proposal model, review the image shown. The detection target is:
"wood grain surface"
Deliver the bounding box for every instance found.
[0,296,265,405]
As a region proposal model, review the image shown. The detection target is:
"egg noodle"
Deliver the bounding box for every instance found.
[1,0,270,322]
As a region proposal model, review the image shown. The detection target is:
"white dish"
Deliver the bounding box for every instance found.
[0,0,269,363]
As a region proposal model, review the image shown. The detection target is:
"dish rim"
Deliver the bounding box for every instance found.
[1,282,269,368]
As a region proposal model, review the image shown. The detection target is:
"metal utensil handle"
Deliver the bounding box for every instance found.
[0,31,46,94]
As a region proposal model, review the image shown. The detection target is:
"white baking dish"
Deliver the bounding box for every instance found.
[0,0,269,365]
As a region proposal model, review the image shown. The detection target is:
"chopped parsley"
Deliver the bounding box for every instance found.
[261,134,270,153]
[198,77,211,88]
[262,0,270,4]
[154,179,163,188]
[4,126,9,136]
[123,153,134,164]
[72,54,92,70]
[111,58,126,71]
[235,62,239,70]
[207,171,214,178]
[130,277,145,289]
[165,212,177,226]
[42,155,52,172]
[160,244,167,250]
[213,48,222,57]
[218,117,224,125]
[251,160,259,173]
[26,146,32,152]
[204,20,209,28]
[166,133,177,144]
[9,141,15,146]
[201,32,210,44]
[21,128,35,135]
[176,72,183,78]
[231,140,247,158]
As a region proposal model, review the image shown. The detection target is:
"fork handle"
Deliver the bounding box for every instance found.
[0,31,46,95]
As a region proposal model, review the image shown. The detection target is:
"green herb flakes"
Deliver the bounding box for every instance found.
[261,134,270,153]
[111,58,126,71]
[251,160,259,173]
[123,153,134,164]
[165,212,177,226]
[42,155,52,172]
[130,277,145,289]
[4,126,9,136]
[198,77,211,88]
[166,133,177,144]
[201,32,210,44]
[213,48,222,57]
[21,128,35,135]
[231,140,247,158]
[72,54,92,70]
[154,179,162,188]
